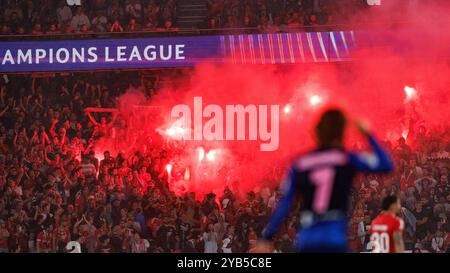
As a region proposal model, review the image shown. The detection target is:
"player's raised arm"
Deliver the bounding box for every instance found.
[262,167,299,241]
[349,121,394,173]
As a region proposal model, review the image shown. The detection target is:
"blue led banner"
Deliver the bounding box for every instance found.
[0,31,358,73]
[222,31,357,64]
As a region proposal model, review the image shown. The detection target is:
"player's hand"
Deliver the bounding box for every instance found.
[249,240,273,253]
[355,119,370,136]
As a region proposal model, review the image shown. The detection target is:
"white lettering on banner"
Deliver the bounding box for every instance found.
[49,48,54,63]
[87,47,98,62]
[36,49,46,64]
[144,45,156,60]
[17,50,32,64]
[117,46,127,61]
[160,45,172,60]
[176,44,185,59]
[129,46,142,61]
[0,44,186,66]
[105,47,113,62]
[2,50,14,65]
[56,48,70,63]
[72,48,85,63]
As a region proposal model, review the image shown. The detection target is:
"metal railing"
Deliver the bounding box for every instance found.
[0,21,411,41]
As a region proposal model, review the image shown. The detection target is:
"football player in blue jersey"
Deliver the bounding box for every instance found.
[255,108,394,253]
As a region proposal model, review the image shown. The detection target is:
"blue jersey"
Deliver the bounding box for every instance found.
[263,134,393,252]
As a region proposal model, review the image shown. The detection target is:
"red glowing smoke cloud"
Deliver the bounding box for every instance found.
[95,2,450,198]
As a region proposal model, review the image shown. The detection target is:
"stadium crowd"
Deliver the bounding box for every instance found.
[0,0,403,36]
[204,0,368,31]
[348,125,450,253]
[0,0,179,35]
[0,73,449,253]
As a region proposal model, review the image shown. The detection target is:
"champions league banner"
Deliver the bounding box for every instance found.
[0,31,360,73]
[0,35,222,72]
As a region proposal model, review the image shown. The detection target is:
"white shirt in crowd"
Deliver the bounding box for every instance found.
[357,221,370,247]
[71,13,91,31]
[203,231,218,253]
[57,6,73,24]
[132,239,150,253]
[431,236,444,252]
[125,0,142,19]
[267,194,277,212]
[222,238,232,253]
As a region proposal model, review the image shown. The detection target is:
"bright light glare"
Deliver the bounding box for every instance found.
[166,126,185,137]
[402,129,409,140]
[404,86,417,100]
[166,128,175,136]
[184,167,190,180]
[175,127,185,134]
[166,164,172,174]
[309,95,322,106]
[198,147,205,161]
[206,150,217,161]
[284,104,291,114]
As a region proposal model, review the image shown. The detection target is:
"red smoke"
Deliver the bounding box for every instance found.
[94,1,450,199]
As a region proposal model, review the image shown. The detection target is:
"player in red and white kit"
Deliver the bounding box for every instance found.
[369,195,405,253]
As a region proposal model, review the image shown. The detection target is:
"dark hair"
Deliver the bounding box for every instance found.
[99,235,109,243]
[315,109,346,148]
[382,195,398,211]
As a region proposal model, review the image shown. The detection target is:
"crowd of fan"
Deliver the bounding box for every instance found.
[0,73,448,253]
[204,0,370,31]
[0,0,398,36]
[0,0,179,35]
[349,126,450,253]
